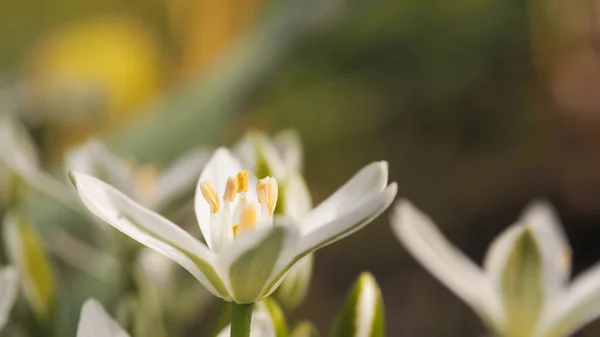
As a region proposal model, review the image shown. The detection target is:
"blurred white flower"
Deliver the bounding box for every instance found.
[69,148,396,303]
[0,267,19,331]
[66,138,211,212]
[138,249,175,289]
[3,211,55,319]
[0,113,79,210]
[77,299,129,337]
[392,199,600,337]
[77,298,277,337]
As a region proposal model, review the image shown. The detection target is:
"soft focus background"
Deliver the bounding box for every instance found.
[3,0,600,336]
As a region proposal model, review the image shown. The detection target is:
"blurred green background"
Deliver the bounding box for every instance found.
[3,0,600,335]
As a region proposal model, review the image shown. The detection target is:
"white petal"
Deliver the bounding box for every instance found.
[263,183,397,301]
[151,147,211,210]
[77,299,129,337]
[391,200,503,328]
[65,139,138,199]
[70,172,230,300]
[254,136,288,179]
[483,224,524,291]
[233,132,288,180]
[0,113,39,174]
[282,173,312,222]
[355,272,383,337]
[0,267,18,331]
[273,129,303,173]
[233,137,256,172]
[219,226,298,303]
[299,161,389,235]
[195,148,244,250]
[535,262,600,337]
[520,201,571,299]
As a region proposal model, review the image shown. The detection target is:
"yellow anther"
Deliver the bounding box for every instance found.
[233,225,240,238]
[239,203,258,230]
[223,176,238,202]
[200,181,219,213]
[236,171,249,193]
[257,177,278,215]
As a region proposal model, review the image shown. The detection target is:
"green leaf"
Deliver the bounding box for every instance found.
[501,228,543,337]
[3,211,55,319]
[262,298,288,337]
[291,321,319,337]
[229,227,285,303]
[330,272,385,337]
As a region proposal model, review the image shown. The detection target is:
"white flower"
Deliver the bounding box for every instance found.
[69,148,396,303]
[0,113,39,178]
[0,267,18,331]
[392,199,600,337]
[66,138,210,211]
[77,298,276,337]
[234,130,313,308]
[77,299,130,337]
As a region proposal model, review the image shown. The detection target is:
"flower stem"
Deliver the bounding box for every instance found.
[230,303,253,337]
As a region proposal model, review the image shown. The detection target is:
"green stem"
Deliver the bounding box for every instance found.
[230,303,253,337]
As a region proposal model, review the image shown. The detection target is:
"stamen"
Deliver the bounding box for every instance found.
[236,171,249,193]
[268,178,278,215]
[257,177,278,215]
[239,202,258,231]
[223,176,238,202]
[200,181,219,213]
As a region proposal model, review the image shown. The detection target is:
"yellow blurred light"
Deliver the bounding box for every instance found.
[169,0,263,76]
[25,16,163,152]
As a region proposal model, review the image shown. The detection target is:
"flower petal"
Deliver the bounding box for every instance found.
[497,228,544,337]
[0,267,18,331]
[262,183,397,301]
[65,139,138,199]
[69,172,230,300]
[219,226,296,303]
[3,211,55,318]
[390,200,503,329]
[484,224,523,291]
[281,172,312,222]
[273,129,303,173]
[151,147,211,211]
[234,131,288,180]
[0,113,39,175]
[194,148,244,250]
[520,201,571,299]
[299,161,389,235]
[330,272,384,337]
[275,252,314,310]
[535,262,600,337]
[77,299,129,337]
